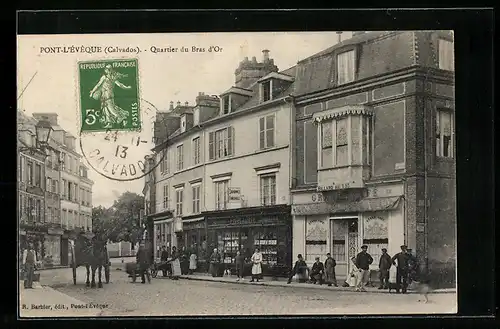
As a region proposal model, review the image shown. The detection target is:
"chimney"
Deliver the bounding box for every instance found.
[336,31,343,43]
[262,49,270,62]
[184,101,189,106]
[169,101,174,110]
[32,113,59,126]
[176,101,181,107]
[251,56,257,63]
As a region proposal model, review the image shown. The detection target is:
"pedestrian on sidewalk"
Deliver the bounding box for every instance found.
[160,246,170,277]
[250,247,263,282]
[391,245,416,294]
[287,254,308,284]
[22,242,38,289]
[209,248,221,277]
[189,250,197,275]
[343,256,358,287]
[170,246,182,280]
[235,250,245,281]
[378,248,392,289]
[324,253,337,287]
[309,257,325,285]
[136,241,151,284]
[355,245,373,292]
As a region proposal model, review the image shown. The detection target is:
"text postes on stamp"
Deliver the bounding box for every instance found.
[79,59,141,132]
[79,98,165,182]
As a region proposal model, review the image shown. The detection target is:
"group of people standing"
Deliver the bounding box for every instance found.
[209,247,264,282]
[286,244,418,294]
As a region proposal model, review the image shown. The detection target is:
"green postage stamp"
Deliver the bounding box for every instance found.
[79,59,140,132]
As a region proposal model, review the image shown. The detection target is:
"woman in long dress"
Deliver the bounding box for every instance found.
[347,256,359,288]
[250,247,263,282]
[89,64,131,128]
[189,251,197,274]
[209,248,221,277]
[170,246,182,280]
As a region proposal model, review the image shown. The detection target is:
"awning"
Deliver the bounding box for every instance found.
[312,105,373,123]
[291,196,402,216]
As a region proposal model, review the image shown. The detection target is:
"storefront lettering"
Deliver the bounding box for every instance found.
[317,182,350,192]
[311,193,336,203]
[208,216,281,228]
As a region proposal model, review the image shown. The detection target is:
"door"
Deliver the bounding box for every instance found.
[60,238,68,266]
[330,218,358,280]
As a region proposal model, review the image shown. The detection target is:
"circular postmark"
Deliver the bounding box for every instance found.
[79,98,166,181]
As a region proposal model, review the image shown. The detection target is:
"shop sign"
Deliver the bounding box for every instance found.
[208,216,282,228]
[317,182,351,192]
[228,188,241,201]
[183,221,205,230]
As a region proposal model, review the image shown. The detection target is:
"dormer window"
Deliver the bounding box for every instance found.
[262,80,272,102]
[337,50,355,85]
[222,95,231,114]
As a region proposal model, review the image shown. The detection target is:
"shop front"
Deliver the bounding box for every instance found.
[291,183,405,283]
[204,205,292,276]
[180,216,208,272]
[44,227,63,266]
[151,210,174,259]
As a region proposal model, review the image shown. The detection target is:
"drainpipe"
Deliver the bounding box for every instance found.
[402,177,407,245]
[423,100,429,274]
[283,95,295,268]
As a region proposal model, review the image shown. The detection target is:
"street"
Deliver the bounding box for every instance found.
[18,266,457,316]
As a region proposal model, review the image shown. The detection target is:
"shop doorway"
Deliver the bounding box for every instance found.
[330,217,359,279]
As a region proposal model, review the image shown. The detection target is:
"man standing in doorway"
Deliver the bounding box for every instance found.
[391,245,415,293]
[355,245,373,292]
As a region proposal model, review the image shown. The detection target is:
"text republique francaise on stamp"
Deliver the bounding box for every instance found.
[78,58,165,181]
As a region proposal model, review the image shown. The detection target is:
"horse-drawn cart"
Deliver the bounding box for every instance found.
[70,231,110,287]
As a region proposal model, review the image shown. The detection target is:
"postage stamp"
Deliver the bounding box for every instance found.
[79,59,141,132]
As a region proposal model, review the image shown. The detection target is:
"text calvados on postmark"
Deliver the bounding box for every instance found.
[79,59,141,132]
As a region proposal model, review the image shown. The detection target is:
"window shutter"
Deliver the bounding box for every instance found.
[209,132,215,160]
[227,127,234,156]
[259,117,265,149]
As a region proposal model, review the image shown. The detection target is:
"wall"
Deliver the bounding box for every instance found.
[292,215,306,266]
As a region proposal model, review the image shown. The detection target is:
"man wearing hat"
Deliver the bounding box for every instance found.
[378,248,392,289]
[355,245,373,292]
[391,245,416,293]
[309,256,325,285]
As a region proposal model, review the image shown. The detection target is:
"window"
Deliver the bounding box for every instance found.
[215,180,229,210]
[52,179,58,194]
[192,185,201,213]
[47,152,53,167]
[438,39,454,71]
[335,118,349,166]
[222,95,230,114]
[163,184,169,209]
[68,182,73,201]
[36,199,42,222]
[320,121,333,167]
[34,163,42,187]
[337,50,355,85]
[19,156,25,183]
[60,152,66,171]
[260,175,277,206]
[192,137,201,165]
[209,127,234,160]
[259,115,275,149]
[176,145,184,171]
[160,150,166,174]
[47,207,52,223]
[436,109,454,158]
[175,189,183,216]
[46,177,52,192]
[262,80,271,102]
[62,209,67,227]
[74,184,79,202]
[62,179,67,199]
[27,161,33,185]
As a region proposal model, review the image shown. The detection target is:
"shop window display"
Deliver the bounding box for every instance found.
[253,231,278,265]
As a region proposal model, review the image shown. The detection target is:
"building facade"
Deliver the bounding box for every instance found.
[290,31,455,286]
[149,51,295,274]
[18,112,94,267]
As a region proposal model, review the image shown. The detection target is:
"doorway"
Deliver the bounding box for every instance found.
[330,218,359,279]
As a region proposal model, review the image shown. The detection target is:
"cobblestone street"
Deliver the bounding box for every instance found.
[19,267,457,317]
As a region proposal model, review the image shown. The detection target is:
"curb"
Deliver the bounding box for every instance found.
[179,276,456,294]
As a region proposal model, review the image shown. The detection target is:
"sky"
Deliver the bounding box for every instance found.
[17,32,352,207]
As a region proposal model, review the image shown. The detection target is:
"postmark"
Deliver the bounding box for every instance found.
[79,97,166,182]
[79,59,141,132]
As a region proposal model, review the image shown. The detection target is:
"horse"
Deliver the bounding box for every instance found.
[72,234,110,288]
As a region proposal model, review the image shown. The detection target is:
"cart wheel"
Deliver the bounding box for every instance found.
[151,268,157,278]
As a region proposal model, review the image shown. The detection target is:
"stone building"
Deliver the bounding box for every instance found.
[149,51,296,274]
[290,31,455,286]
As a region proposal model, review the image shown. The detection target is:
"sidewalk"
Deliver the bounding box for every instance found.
[19,282,104,317]
[179,273,456,294]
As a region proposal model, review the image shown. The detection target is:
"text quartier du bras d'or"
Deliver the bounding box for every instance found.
[39,45,223,55]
